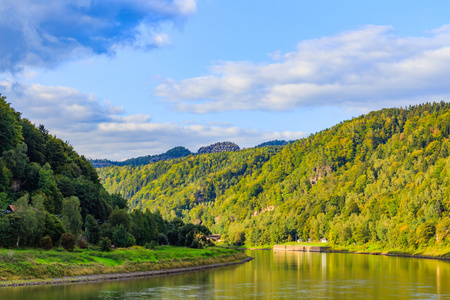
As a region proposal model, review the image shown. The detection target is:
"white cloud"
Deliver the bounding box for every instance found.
[155,25,450,113]
[0,0,197,72]
[0,81,304,160]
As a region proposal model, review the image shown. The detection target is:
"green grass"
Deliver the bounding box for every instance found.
[0,246,246,281]
[330,243,450,259]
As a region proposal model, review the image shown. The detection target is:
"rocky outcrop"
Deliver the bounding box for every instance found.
[309,165,332,186]
[197,142,240,154]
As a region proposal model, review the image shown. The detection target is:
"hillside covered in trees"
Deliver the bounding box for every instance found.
[99,102,450,249]
[0,94,210,250]
[91,146,193,168]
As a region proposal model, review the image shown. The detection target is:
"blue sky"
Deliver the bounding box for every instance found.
[1,0,450,160]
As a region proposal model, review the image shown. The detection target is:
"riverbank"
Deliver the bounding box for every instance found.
[329,243,450,260]
[0,246,249,287]
[237,241,450,261]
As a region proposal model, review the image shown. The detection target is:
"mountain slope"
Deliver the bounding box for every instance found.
[98,102,450,248]
[91,146,193,168]
[0,94,128,247]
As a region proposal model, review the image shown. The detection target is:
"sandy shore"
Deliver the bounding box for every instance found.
[0,256,254,288]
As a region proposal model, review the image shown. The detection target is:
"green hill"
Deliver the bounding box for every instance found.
[98,102,450,249]
[91,146,193,168]
[0,94,216,250]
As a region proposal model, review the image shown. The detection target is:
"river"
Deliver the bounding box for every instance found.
[1,250,449,299]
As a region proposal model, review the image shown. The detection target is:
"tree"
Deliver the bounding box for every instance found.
[0,95,23,154]
[112,224,135,248]
[157,233,168,245]
[99,237,111,252]
[14,194,45,247]
[85,214,101,245]
[44,213,65,245]
[61,196,82,237]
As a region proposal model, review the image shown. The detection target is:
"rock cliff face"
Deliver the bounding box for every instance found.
[197,142,240,154]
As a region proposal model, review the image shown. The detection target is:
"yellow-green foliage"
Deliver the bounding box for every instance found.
[99,102,450,250]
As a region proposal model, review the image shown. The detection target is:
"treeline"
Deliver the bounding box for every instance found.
[99,101,450,250]
[91,146,193,168]
[0,94,210,250]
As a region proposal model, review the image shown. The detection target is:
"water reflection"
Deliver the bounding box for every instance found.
[1,251,450,299]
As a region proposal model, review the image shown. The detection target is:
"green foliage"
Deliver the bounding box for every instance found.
[98,101,450,250]
[61,196,82,237]
[91,146,192,168]
[0,95,23,154]
[157,232,169,245]
[145,240,158,249]
[60,233,75,251]
[44,213,65,245]
[99,237,112,252]
[112,224,135,248]
[85,214,101,245]
[0,94,128,249]
[40,235,53,250]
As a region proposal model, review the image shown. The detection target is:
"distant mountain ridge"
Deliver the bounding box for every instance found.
[255,140,292,148]
[91,146,193,168]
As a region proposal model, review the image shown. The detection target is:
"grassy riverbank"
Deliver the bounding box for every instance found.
[224,241,450,261]
[330,243,450,259]
[0,246,247,281]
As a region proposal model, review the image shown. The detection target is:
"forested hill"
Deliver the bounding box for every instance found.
[91,146,193,168]
[0,94,127,247]
[99,101,450,248]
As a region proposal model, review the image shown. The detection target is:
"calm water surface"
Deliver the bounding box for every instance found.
[1,250,450,299]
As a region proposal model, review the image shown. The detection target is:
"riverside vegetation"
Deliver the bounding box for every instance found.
[99,102,450,257]
[0,246,245,281]
[0,94,245,281]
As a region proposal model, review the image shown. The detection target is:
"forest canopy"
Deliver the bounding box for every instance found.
[0,94,210,250]
[99,101,450,249]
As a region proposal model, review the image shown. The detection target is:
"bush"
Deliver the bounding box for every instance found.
[190,239,202,249]
[157,233,169,245]
[85,214,101,245]
[77,238,87,249]
[60,233,75,251]
[145,240,158,249]
[99,237,112,252]
[40,235,53,250]
[112,224,136,248]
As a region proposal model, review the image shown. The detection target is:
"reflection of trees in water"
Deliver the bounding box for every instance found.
[2,251,450,299]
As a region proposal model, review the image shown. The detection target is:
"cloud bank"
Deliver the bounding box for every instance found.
[0,81,305,160]
[0,0,196,72]
[155,25,450,113]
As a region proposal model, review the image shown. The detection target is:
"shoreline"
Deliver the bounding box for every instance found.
[0,256,253,288]
[242,244,450,261]
[328,249,450,261]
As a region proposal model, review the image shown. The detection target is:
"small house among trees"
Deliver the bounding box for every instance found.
[6,205,15,213]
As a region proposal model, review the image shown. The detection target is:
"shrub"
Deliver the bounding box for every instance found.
[77,238,87,249]
[40,235,53,250]
[112,224,136,248]
[60,233,75,251]
[157,233,169,245]
[99,237,112,252]
[145,240,158,249]
[85,214,101,245]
